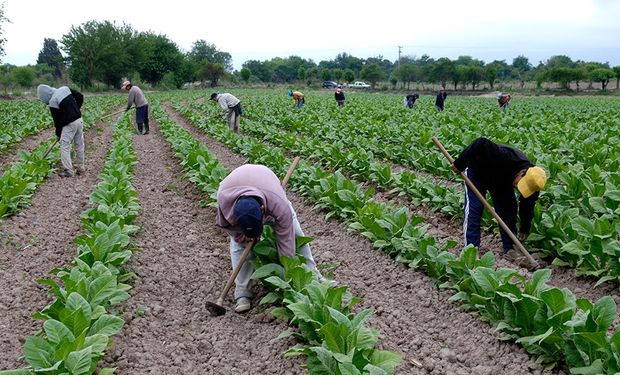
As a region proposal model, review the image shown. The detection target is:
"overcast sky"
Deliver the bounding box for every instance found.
[2,0,619,70]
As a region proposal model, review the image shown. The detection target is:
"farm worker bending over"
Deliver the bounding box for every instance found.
[216,164,323,313]
[210,92,242,133]
[122,80,150,135]
[288,90,305,108]
[335,86,345,106]
[497,92,511,109]
[37,84,85,178]
[435,87,447,111]
[404,93,419,109]
[451,137,547,259]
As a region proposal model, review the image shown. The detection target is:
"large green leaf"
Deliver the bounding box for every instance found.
[65,346,93,375]
[368,349,401,373]
[88,314,124,336]
[23,336,55,369]
[592,296,616,331]
[43,319,75,344]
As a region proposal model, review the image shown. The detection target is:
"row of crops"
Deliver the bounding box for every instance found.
[0,96,124,219]
[184,90,620,287]
[1,114,139,374]
[158,92,620,374]
[1,90,618,374]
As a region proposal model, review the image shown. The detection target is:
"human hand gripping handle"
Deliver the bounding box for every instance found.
[431,137,539,269]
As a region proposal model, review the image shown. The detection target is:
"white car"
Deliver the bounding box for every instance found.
[349,81,371,88]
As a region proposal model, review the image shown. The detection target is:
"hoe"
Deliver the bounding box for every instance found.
[206,156,301,316]
[432,137,539,269]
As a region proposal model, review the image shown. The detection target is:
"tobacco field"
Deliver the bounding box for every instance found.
[0,89,619,374]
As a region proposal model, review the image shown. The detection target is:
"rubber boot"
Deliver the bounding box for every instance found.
[144,122,150,135]
[137,123,143,134]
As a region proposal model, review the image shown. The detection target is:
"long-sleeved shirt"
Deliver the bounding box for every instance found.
[126,86,148,110]
[453,137,538,233]
[292,91,304,103]
[216,164,296,257]
[43,86,83,137]
[435,91,447,109]
[216,93,240,111]
[335,91,345,101]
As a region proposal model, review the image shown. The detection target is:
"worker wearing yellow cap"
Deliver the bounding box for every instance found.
[451,137,547,259]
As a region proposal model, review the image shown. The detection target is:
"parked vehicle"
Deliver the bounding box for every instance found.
[349,81,371,88]
[322,81,339,88]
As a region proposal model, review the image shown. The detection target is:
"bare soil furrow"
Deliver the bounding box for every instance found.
[0,118,116,369]
[103,114,301,374]
[163,104,550,374]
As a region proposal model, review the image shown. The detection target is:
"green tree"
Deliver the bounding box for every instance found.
[37,38,63,78]
[240,67,251,83]
[389,74,397,88]
[197,61,225,87]
[452,65,467,91]
[396,64,418,89]
[344,69,355,83]
[512,55,532,88]
[590,68,616,90]
[242,60,272,82]
[463,65,484,90]
[332,68,343,82]
[321,69,332,81]
[0,64,12,93]
[0,2,8,62]
[62,20,136,87]
[546,55,575,68]
[545,67,584,89]
[136,32,183,85]
[429,58,454,87]
[613,66,620,89]
[484,64,497,89]
[360,63,385,89]
[12,66,35,87]
[188,39,233,72]
[297,66,306,81]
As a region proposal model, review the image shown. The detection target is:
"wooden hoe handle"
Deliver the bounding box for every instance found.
[431,137,539,269]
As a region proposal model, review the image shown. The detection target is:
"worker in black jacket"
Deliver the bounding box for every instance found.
[452,137,547,256]
[37,84,85,177]
[435,87,447,111]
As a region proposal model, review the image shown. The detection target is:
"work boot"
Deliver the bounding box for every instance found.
[234,297,251,313]
[58,169,73,178]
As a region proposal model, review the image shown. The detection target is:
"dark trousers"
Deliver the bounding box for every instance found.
[136,105,149,133]
[463,168,518,252]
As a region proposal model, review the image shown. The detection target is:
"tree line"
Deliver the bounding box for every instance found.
[1,18,619,92]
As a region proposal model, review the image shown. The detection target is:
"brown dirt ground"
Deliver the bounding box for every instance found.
[150,104,553,374]
[0,118,116,369]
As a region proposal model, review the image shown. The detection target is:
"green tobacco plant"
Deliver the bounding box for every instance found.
[2,111,135,375]
[249,230,400,375]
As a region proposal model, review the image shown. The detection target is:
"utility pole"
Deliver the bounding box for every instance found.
[398,46,403,68]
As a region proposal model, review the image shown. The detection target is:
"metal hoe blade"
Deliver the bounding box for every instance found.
[205,301,227,317]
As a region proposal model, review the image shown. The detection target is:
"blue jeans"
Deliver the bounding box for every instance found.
[463,168,518,252]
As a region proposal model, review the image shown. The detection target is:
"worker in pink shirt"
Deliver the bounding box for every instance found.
[216,164,324,313]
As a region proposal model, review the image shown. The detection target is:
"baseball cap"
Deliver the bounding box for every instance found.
[233,196,264,238]
[517,166,547,198]
[121,80,131,90]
